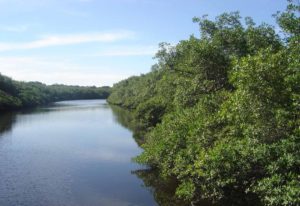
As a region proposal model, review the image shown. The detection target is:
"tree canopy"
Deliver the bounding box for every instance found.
[108,1,300,205]
[0,73,110,110]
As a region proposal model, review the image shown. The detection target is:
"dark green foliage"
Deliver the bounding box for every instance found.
[108,1,299,205]
[0,73,110,111]
[0,90,22,110]
[132,168,193,206]
[135,97,166,128]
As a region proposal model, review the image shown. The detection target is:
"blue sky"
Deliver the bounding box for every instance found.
[0,0,287,86]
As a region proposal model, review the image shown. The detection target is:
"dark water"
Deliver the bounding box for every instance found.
[0,100,189,206]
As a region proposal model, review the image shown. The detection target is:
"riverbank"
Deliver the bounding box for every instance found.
[0,73,110,111]
[107,2,300,205]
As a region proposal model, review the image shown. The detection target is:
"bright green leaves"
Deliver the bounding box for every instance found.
[230,50,289,103]
[253,173,300,206]
[201,138,268,198]
[252,136,300,206]
[275,0,300,37]
[223,49,293,142]
[109,1,300,205]
[193,12,282,58]
[176,180,196,200]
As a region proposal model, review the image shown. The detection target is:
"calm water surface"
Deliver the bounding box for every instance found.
[0,100,165,206]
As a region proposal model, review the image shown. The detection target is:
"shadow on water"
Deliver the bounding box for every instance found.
[133,168,199,206]
[110,105,147,146]
[110,105,214,206]
[0,102,259,206]
[0,108,54,137]
[0,100,106,136]
[0,112,16,136]
[110,105,263,206]
[0,105,64,137]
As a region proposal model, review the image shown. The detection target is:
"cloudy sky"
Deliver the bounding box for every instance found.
[0,0,287,86]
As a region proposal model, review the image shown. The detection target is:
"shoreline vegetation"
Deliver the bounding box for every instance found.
[0,1,298,205]
[0,73,111,111]
[108,1,300,206]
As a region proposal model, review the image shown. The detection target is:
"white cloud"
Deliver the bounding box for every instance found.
[0,57,134,86]
[0,31,135,52]
[94,45,157,57]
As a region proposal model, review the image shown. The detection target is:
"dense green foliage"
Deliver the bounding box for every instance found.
[108,1,300,205]
[0,73,110,110]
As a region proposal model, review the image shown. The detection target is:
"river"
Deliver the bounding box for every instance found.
[0,99,186,206]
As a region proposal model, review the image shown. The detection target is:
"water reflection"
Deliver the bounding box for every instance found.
[0,100,115,137]
[110,105,147,146]
[132,168,190,206]
[110,105,199,206]
[0,101,213,206]
[0,112,16,136]
[0,100,156,206]
[111,106,263,206]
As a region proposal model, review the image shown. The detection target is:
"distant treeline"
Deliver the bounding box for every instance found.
[108,1,299,206]
[0,73,110,110]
